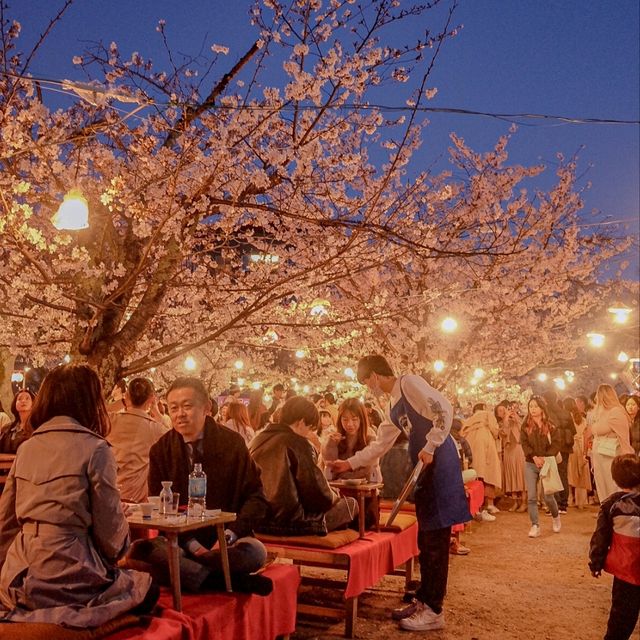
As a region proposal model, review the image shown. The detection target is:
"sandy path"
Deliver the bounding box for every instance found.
[291,504,637,639]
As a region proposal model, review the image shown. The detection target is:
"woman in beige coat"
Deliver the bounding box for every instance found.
[0,364,155,627]
[590,384,633,501]
[461,404,502,519]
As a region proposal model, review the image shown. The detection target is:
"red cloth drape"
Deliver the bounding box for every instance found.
[109,564,300,640]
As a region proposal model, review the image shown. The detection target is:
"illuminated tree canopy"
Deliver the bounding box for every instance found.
[0,0,633,393]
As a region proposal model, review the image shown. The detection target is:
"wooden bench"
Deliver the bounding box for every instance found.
[257,515,418,638]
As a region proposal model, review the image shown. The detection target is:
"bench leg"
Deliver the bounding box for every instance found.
[345,596,357,638]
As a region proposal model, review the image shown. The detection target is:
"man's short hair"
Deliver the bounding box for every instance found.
[127,377,154,407]
[611,454,640,490]
[167,377,209,405]
[273,383,285,392]
[280,396,319,428]
[356,355,394,384]
[324,392,336,404]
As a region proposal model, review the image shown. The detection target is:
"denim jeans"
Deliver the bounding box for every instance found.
[524,461,558,525]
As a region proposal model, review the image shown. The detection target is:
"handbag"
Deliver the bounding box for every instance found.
[595,437,619,458]
[540,456,564,495]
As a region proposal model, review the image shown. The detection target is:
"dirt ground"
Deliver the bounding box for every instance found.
[289,503,639,640]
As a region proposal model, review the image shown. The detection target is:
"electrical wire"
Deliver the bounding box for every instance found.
[1,70,638,126]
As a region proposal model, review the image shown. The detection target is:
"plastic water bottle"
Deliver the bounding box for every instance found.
[159,481,173,516]
[188,463,207,519]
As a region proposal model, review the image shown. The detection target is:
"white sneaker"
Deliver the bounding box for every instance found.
[528,524,540,538]
[399,601,445,631]
[480,509,496,522]
[486,504,500,514]
[552,516,561,533]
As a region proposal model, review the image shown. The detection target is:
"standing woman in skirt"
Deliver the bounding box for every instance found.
[591,384,634,502]
[564,397,592,509]
[497,404,527,512]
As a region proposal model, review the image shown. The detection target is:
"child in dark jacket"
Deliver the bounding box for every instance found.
[589,454,640,640]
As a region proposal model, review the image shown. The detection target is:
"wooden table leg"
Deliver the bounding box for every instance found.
[371,490,380,531]
[345,596,358,638]
[358,493,366,538]
[166,532,182,612]
[216,523,233,592]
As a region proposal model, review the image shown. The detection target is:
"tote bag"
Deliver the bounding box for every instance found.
[540,456,564,495]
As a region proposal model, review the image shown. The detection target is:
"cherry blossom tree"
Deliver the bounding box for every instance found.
[0,0,632,395]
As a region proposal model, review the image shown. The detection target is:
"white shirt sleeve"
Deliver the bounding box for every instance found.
[398,375,453,456]
[347,408,400,470]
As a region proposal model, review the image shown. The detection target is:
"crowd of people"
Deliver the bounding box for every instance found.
[0,361,638,637]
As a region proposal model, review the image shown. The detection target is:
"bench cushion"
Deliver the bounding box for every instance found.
[379,512,418,531]
[257,528,359,548]
[379,499,416,513]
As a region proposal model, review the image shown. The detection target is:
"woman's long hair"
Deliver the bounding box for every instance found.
[562,397,584,426]
[28,364,110,437]
[596,384,624,411]
[227,401,251,427]
[247,389,266,430]
[9,389,36,430]
[336,398,371,457]
[523,395,554,437]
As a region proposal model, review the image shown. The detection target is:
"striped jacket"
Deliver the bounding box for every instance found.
[589,490,640,586]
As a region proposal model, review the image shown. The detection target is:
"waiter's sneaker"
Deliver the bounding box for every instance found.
[399,602,445,631]
[552,516,562,533]
[391,599,418,620]
[528,524,541,538]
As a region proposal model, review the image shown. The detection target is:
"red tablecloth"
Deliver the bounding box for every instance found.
[270,523,419,599]
[110,563,300,640]
[466,479,485,515]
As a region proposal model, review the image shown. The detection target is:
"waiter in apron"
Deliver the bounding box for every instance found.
[328,354,470,632]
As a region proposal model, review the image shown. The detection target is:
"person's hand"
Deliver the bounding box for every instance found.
[224,529,238,546]
[418,450,434,466]
[327,459,352,474]
[121,502,136,517]
[329,432,345,443]
[591,569,601,578]
[533,456,544,468]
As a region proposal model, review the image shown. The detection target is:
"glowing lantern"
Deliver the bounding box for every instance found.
[441,317,458,333]
[52,189,89,230]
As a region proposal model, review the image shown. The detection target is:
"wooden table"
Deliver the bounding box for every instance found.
[329,481,384,538]
[127,511,236,612]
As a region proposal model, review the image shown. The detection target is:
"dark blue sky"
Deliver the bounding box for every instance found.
[17,1,640,277]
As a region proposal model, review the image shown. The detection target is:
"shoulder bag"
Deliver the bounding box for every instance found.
[595,436,619,458]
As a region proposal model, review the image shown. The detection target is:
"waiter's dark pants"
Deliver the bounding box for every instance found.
[416,525,452,615]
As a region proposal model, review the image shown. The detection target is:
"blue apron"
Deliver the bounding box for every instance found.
[390,381,471,531]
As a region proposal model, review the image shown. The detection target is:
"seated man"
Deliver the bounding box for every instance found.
[107,377,168,503]
[249,396,358,536]
[128,377,271,594]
